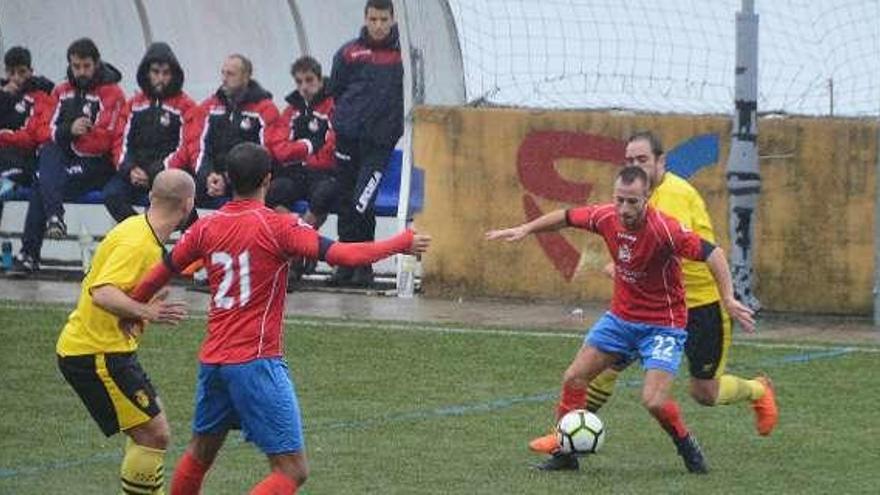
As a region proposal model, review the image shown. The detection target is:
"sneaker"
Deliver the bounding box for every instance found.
[528,432,560,455]
[752,375,778,436]
[45,215,67,240]
[349,265,374,288]
[673,434,708,474]
[532,452,579,471]
[326,266,354,287]
[7,252,39,278]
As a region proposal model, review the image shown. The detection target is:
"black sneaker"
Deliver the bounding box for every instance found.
[46,215,67,239]
[8,252,39,278]
[326,266,354,287]
[532,452,579,471]
[673,434,708,474]
[348,265,374,288]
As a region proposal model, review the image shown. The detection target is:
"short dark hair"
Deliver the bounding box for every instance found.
[226,143,271,196]
[626,130,664,158]
[291,55,322,79]
[228,53,253,77]
[616,166,650,188]
[67,37,100,63]
[4,46,31,69]
[365,0,394,15]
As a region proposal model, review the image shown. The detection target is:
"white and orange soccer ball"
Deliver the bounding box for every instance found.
[556,409,605,455]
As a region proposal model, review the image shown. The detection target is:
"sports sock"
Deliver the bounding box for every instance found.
[652,399,689,439]
[249,472,298,494]
[121,438,166,494]
[586,368,619,412]
[715,374,765,405]
[170,451,208,495]
[555,382,587,421]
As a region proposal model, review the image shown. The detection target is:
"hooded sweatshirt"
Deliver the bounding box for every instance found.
[113,42,195,174]
[0,75,54,150]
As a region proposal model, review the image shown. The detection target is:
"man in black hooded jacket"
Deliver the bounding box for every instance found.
[11,37,124,277]
[103,42,196,223]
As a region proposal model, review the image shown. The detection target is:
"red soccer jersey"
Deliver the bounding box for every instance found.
[169,199,320,364]
[566,204,709,328]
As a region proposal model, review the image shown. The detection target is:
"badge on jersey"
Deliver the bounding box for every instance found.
[618,243,633,264]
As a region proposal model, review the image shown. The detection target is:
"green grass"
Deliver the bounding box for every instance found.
[1,303,879,494]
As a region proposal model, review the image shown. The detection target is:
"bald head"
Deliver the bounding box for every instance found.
[149,169,195,210]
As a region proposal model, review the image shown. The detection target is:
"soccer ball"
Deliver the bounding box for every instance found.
[556,409,605,455]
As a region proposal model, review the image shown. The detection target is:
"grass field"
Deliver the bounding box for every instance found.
[1,303,879,494]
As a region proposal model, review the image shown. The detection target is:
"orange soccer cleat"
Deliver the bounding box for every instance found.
[181,259,204,277]
[528,431,560,455]
[752,375,778,436]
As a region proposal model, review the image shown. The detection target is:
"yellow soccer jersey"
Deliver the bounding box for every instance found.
[650,172,721,308]
[56,215,165,356]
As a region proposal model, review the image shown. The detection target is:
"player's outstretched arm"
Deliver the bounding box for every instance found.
[324,229,431,266]
[93,285,187,328]
[485,209,568,242]
[705,247,756,332]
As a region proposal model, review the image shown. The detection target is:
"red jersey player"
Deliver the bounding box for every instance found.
[486,166,753,473]
[128,142,430,494]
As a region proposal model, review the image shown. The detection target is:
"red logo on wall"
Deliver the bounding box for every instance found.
[517,131,625,281]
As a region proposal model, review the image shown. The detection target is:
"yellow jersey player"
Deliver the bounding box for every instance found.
[586,131,777,434]
[55,170,194,494]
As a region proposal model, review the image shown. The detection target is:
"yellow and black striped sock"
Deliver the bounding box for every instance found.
[586,368,620,412]
[715,374,765,405]
[120,438,166,494]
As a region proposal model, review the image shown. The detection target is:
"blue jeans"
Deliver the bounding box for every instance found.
[21,142,112,259]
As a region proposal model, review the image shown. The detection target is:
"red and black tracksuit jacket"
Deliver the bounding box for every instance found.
[0,75,55,152]
[50,63,125,158]
[270,85,336,170]
[187,80,280,174]
[113,42,196,177]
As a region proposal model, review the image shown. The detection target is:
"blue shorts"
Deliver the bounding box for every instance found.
[584,312,687,374]
[192,357,303,455]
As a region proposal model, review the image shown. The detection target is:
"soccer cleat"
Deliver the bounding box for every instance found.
[181,259,205,277]
[532,452,579,471]
[528,432,560,455]
[326,266,354,287]
[673,434,708,474]
[7,252,39,278]
[752,375,779,436]
[46,215,67,240]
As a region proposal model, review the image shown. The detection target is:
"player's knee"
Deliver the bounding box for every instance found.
[640,392,666,415]
[689,379,719,406]
[273,458,308,487]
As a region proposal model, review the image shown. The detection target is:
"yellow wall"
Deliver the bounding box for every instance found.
[413,107,878,314]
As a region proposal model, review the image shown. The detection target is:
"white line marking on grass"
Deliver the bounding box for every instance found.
[1,301,878,353]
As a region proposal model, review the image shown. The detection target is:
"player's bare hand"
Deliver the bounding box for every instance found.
[145,288,188,325]
[485,226,529,242]
[723,296,756,333]
[71,117,92,136]
[206,172,226,197]
[1,79,19,94]
[130,166,149,188]
[408,233,431,255]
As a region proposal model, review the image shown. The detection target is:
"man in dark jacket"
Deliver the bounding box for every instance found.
[103,42,196,223]
[11,38,124,277]
[328,0,404,287]
[0,46,54,220]
[186,54,279,208]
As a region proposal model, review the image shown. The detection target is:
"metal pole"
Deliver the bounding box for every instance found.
[394,0,417,297]
[726,0,762,310]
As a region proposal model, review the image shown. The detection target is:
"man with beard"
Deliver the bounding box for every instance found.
[0,46,54,221]
[10,38,124,277]
[103,42,196,223]
[186,54,280,209]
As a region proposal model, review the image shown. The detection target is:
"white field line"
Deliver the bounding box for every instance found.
[2,301,878,353]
